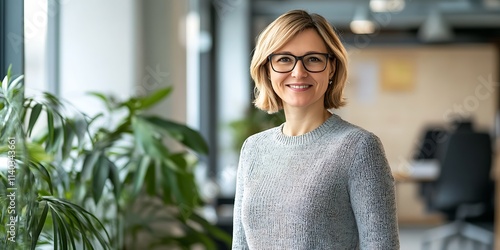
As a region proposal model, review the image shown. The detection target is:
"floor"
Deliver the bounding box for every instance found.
[399,225,493,250]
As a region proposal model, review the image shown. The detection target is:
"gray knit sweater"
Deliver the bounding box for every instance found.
[232,114,400,249]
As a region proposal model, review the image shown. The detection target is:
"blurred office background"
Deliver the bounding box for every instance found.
[2,0,500,249]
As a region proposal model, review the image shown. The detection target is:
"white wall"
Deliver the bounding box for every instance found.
[59,0,138,116]
[58,0,190,125]
[216,0,251,197]
[137,1,188,124]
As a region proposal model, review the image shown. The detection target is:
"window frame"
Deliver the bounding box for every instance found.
[0,0,24,77]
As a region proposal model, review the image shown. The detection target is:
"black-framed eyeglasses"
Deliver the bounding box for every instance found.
[268,53,333,73]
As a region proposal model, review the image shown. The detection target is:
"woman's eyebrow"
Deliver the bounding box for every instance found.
[273,51,325,55]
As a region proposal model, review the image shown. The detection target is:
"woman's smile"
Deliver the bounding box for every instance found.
[287,83,312,91]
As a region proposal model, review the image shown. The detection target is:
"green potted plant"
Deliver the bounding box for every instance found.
[82,86,231,249]
[0,66,231,249]
[0,66,111,249]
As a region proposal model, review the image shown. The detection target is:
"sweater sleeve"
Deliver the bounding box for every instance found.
[348,133,400,250]
[232,140,249,250]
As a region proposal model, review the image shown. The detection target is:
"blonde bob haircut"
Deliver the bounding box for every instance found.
[250,10,348,114]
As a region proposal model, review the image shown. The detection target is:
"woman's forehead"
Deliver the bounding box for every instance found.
[273,29,328,54]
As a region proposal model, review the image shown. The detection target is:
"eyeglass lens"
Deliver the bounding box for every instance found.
[270,53,328,73]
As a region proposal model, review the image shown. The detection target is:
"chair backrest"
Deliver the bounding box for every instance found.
[433,131,493,210]
[413,128,448,160]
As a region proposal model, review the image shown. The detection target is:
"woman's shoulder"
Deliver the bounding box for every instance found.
[242,125,280,148]
[327,115,383,150]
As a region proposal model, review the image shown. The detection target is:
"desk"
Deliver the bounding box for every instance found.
[393,160,443,225]
[393,159,440,182]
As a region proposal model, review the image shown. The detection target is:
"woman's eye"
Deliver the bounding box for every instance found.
[307,56,322,62]
[277,57,292,63]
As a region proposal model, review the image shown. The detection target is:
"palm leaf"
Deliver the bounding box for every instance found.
[31,204,49,249]
[42,196,112,250]
[132,156,151,196]
[92,155,111,203]
[27,103,43,137]
[135,86,172,110]
[141,116,209,154]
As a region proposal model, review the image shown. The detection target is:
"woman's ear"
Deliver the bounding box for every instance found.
[329,58,336,79]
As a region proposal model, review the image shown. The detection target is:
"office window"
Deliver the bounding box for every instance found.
[1,0,24,77]
[24,0,49,94]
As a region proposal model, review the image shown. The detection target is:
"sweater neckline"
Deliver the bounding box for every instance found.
[274,113,340,146]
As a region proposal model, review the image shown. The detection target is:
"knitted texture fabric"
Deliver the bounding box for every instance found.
[232,114,400,249]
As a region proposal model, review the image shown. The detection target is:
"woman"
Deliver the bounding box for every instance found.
[232,10,400,249]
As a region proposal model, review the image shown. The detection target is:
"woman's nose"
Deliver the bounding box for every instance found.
[291,60,308,78]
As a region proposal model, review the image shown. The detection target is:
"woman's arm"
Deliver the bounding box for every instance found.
[232,140,249,250]
[348,133,400,249]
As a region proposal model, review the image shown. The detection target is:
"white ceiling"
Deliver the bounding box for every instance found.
[251,0,500,43]
[252,0,500,30]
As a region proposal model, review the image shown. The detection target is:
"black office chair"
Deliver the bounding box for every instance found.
[413,127,448,160]
[421,131,494,250]
[413,127,449,210]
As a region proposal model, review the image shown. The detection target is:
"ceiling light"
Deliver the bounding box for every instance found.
[418,8,454,42]
[350,5,376,34]
[370,0,405,12]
